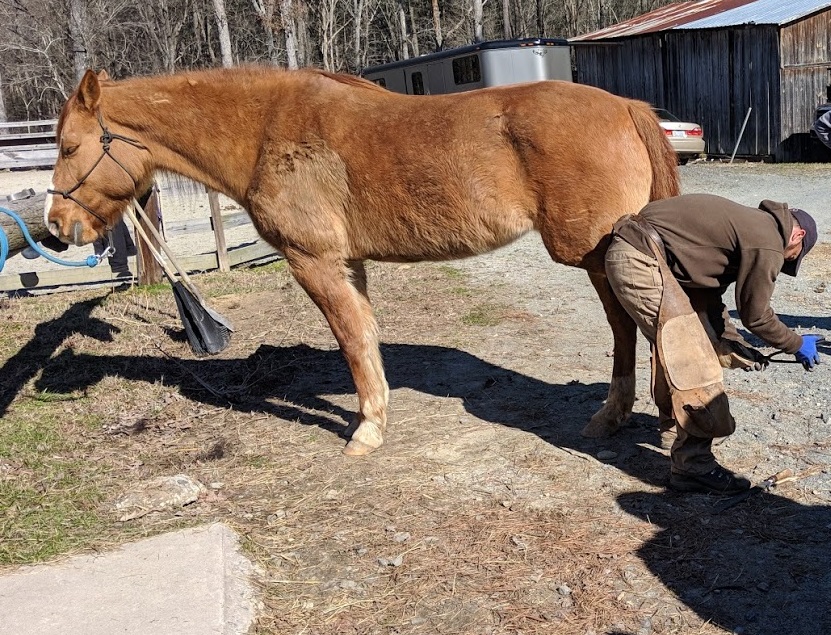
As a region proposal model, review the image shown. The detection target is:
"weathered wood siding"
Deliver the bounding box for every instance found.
[779,10,831,161]
[572,36,665,104]
[574,26,781,159]
[576,14,831,162]
[721,26,780,159]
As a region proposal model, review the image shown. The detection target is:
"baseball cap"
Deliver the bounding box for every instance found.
[781,208,817,276]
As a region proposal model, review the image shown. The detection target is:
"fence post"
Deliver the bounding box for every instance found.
[207,189,230,272]
[134,186,164,285]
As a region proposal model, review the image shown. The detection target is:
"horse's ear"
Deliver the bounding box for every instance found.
[97,70,110,81]
[76,70,102,111]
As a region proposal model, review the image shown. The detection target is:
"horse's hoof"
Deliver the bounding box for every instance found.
[580,419,619,438]
[342,438,379,456]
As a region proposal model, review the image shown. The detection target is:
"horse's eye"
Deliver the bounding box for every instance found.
[62,145,78,158]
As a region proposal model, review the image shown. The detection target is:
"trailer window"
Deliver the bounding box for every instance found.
[411,72,425,95]
[452,55,481,85]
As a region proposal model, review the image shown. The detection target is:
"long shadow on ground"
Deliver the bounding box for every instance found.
[27,335,671,487]
[0,298,115,418]
[618,479,831,635]
[7,302,831,634]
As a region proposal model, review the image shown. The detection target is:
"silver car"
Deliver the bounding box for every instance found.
[654,108,705,164]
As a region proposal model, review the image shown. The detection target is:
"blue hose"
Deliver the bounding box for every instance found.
[0,205,106,273]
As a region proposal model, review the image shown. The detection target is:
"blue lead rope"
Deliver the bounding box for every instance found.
[0,205,110,273]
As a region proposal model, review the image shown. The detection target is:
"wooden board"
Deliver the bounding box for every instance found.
[0,240,281,292]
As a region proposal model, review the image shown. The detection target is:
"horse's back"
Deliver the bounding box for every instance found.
[244,71,674,266]
[352,81,662,261]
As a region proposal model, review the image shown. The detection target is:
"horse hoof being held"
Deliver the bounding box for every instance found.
[45,67,679,455]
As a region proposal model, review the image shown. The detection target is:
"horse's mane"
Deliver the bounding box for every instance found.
[307,69,388,93]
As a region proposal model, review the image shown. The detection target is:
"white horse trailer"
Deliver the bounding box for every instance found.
[361,38,572,95]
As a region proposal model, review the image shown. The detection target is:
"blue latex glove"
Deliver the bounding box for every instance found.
[795,335,822,371]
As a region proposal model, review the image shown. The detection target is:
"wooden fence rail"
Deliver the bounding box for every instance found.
[0,120,58,170]
[0,184,281,294]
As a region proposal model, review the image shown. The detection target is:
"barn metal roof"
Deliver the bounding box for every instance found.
[679,0,831,29]
[570,0,831,41]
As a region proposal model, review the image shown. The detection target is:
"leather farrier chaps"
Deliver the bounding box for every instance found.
[619,215,736,439]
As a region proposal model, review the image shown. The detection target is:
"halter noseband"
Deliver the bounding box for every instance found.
[47,111,148,229]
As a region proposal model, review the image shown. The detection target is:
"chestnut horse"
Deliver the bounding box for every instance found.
[45,67,679,455]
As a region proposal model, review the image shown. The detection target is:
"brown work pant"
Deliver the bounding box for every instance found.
[605,236,735,475]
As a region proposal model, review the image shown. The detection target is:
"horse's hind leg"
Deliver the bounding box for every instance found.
[582,271,637,437]
[286,252,389,456]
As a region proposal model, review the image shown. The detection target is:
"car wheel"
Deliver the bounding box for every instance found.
[678,157,689,165]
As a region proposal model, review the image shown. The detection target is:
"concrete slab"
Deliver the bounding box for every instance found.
[0,523,258,635]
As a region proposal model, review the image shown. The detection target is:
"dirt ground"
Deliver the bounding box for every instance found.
[1,162,830,635]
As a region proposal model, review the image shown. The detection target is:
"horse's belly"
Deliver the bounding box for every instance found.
[357,207,534,262]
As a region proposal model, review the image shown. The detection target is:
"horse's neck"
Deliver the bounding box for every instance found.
[105,73,281,202]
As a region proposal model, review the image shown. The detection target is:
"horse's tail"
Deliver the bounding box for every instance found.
[627,101,681,201]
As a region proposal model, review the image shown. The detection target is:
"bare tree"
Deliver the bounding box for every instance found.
[279,0,299,68]
[0,71,7,127]
[212,0,234,66]
[501,0,512,39]
[68,0,90,81]
[431,0,443,49]
[136,0,192,73]
[251,0,280,63]
[397,0,409,59]
[0,0,682,120]
[319,0,341,69]
[408,2,420,56]
[472,0,483,42]
[352,0,365,68]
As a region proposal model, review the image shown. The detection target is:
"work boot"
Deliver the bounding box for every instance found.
[111,270,134,293]
[669,464,751,495]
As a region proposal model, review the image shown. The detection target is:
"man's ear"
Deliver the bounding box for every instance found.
[790,226,806,247]
[76,69,102,111]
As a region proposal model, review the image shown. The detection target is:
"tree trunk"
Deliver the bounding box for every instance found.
[472,0,483,42]
[212,0,234,67]
[68,0,89,82]
[297,1,310,67]
[502,0,512,40]
[0,71,7,130]
[251,0,279,64]
[353,0,365,70]
[280,0,299,69]
[319,0,337,70]
[409,2,420,57]
[431,0,443,49]
[398,1,409,59]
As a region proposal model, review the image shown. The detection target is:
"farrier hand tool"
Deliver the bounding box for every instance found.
[759,335,828,370]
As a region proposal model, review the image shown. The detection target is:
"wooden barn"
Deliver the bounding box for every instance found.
[570,0,831,162]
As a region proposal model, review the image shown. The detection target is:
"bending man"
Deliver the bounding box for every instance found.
[606,194,818,495]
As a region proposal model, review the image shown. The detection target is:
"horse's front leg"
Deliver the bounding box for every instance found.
[582,271,637,437]
[286,252,389,456]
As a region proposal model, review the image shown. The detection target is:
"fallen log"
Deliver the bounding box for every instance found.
[0,191,61,258]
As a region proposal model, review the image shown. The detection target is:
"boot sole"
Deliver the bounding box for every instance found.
[669,475,750,495]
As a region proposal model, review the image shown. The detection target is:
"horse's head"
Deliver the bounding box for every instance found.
[46,70,150,246]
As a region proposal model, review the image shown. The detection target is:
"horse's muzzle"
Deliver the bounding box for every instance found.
[47,219,92,246]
